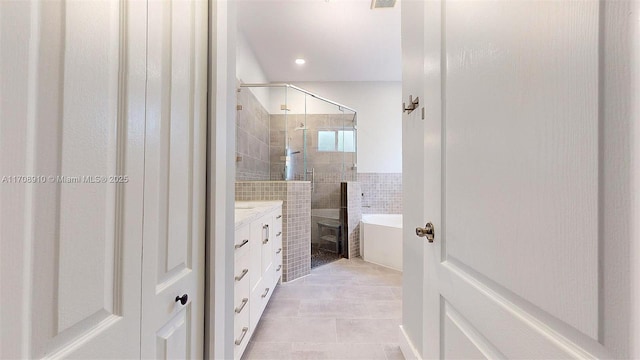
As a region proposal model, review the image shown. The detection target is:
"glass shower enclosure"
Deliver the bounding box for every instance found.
[239,84,357,183]
[238,84,357,263]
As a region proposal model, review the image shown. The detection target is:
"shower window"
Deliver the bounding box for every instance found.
[317,130,355,152]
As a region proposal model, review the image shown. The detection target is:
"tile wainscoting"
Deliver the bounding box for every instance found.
[357,173,403,215]
[236,181,311,281]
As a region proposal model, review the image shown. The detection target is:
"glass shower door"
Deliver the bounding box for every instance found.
[303,93,357,265]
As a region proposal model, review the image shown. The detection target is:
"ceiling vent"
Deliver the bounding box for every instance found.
[370,0,396,9]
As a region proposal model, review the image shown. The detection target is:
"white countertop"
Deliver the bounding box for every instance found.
[235,200,283,229]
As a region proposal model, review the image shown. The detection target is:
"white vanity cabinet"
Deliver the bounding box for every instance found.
[234,202,283,359]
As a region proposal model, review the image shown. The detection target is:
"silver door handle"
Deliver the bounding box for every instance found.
[276,248,282,254]
[276,231,282,237]
[276,214,282,219]
[234,239,249,249]
[235,327,249,346]
[234,268,248,282]
[261,287,270,298]
[276,265,282,272]
[416,222,435,242]
[234,298,248,314]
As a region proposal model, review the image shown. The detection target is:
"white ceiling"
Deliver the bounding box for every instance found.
[237,0,402,82]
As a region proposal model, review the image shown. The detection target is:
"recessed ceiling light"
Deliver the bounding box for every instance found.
[295,58,306,65]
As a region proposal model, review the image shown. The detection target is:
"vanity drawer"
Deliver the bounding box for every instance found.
[250,272,273,329]
[274,232,282,257]
[234,224,250,258]
[234,251,251,303]
[273,212,282,233]
[233,302,250,359]
[274,255,283,284]
[233,288,250,319]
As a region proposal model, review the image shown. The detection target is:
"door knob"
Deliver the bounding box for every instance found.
[416,222,435,243]
[175,294,188,305]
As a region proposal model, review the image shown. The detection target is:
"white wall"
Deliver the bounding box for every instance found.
[272,81,403,174]
[236,31,270,108]
[236,33,402,174]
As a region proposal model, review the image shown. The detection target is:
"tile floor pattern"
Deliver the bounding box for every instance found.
[242,258,404,360]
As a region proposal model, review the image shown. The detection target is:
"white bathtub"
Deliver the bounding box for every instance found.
[360,214,403,271]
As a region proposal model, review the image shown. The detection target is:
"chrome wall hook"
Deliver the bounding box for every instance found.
[403,95,419,114]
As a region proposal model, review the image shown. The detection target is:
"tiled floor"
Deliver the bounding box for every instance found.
[242,257,405,360]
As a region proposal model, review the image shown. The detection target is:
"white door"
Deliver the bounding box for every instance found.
[0,1,147,358]
[141,0,208,358]
[406,0,639,359]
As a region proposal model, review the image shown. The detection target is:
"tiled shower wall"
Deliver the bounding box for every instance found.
[358,173,403,214]
[269,114,357,181]
[235,181,311,282]
[270,113,356,209]
[236,87,270,181]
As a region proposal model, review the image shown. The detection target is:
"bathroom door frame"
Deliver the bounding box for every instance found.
[205,0,238,359]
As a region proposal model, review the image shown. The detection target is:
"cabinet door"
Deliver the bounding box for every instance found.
[261,214,274,276]
[0,1,146,358]
[140,0,207,358]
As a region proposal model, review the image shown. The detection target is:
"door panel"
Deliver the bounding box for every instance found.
[0,0,147,358]
[418,0,636,359]
[444,0,599,339]
[156,309,190,359]
[56,0,124,333]
[443,304,491,360]
[142,0,207,358]
[261,221,274,275]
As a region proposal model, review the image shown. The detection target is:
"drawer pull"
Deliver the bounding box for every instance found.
[261,287,270,298]
[235,268,248,282]
[276,265,282,272]
[235,327,249,346]
[263,224,269,244]
[276,231,282,237]
[234,298,248,314]
[276,248,282,254]
[234,239,249,249]
[276,215,282,219]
